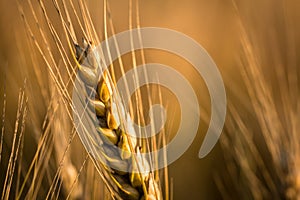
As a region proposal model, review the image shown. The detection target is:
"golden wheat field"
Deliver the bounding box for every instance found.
[0,0,299,199]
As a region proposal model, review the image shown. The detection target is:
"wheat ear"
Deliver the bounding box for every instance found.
[19,0,168,199]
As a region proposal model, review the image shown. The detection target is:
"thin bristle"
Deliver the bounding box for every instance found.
[0,68,6,164]
[1,80,27,200]
[65,153,89,200]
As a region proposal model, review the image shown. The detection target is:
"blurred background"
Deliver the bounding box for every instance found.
[0,0,299,199]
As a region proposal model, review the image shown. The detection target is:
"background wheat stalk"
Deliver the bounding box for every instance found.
[217,1,300,199]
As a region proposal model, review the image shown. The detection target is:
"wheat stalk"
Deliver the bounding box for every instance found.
[14,0,168,199]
